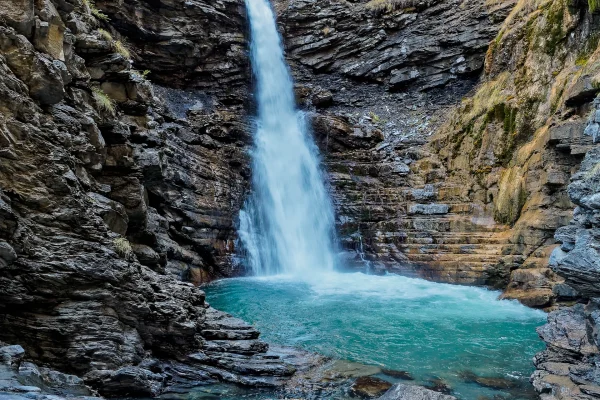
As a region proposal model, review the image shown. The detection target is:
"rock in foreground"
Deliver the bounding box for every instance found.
[378,384,457,400]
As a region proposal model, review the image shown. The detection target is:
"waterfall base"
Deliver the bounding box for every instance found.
[205,273,545,400]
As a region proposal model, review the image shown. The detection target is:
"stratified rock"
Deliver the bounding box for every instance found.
[276,0,512,92]
[378,384,456,400]
[532,102,600,396]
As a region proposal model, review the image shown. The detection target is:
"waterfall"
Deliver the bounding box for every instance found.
[238,0,337,276]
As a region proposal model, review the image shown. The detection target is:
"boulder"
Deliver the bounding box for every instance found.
[0,0,34,36]
[350,376,392,398]
[378,384,456,400]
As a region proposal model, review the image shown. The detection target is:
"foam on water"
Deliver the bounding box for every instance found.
[206,272,546,399]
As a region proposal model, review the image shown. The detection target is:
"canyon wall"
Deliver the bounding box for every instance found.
[1,0,600,395]
[0,0,310,394]
[532,99,600,399]
[273,0,517,276]
[274,0,600,309]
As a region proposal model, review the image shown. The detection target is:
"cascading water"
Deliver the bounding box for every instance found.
[238,0,337,276]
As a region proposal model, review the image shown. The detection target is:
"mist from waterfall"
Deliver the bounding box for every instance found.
[238,0,337,276]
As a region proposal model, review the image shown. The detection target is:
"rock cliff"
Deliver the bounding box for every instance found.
[0,0,316,394]
[531,98,600,398]
[273,0,520,279]
[274,0,600,310]
[417,0,600,307]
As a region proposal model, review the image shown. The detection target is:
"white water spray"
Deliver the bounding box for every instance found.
[238,0,337,276]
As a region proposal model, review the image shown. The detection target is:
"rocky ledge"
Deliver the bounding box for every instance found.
[0,310,323,398]
[532,96,600,398]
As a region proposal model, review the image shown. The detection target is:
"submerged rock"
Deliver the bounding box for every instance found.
[381,369,414,381]
[424,378,453,395]
[322,361,382,380]
[350,376,393,398]
[459,371,519,390]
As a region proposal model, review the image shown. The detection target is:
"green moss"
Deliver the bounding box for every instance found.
[574,32,600,68]
[590,0,600,12]
[83,0,109,21]
[544,1,565,55]
[494,182,528,226]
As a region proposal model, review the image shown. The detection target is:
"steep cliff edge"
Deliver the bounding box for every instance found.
[531,101,600,398]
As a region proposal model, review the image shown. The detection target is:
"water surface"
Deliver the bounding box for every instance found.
[205,272,546,400]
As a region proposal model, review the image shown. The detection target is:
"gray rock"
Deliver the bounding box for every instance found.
[533,140,600,397]
[408,204,449,215]
[0,242,17,265]
[552,283,579,300]
[411,185,437,201]
[378,384,457,400]
[548,247,568,268]
[0,346,24,366]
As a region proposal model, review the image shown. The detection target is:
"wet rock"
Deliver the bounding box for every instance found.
[378,383,457,400]
[408,204,449,215]
[84,367,165,397]
[312,90,333,108]
[424,378,453,395]
[459,371,518,390]
[381,369,414,381]
[350,376,393,398]
[322,361,382,380]
[0,345,99,400]
[0,346,24,367]
[0,242,17,266]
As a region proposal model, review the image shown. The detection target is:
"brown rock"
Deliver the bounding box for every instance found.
[351,376,393,398]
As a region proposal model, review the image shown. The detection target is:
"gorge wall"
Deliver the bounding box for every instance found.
[272,0,517,275]
[532,119,600,399]
[272,0,600,310]
[1,0,600,396]
[0,0,316,394]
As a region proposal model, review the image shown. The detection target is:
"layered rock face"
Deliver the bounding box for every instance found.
[416,0,600,306]
[273,0,519,277]
[275,0,600,308]
[0,0,314,394]
[532,99,600,398]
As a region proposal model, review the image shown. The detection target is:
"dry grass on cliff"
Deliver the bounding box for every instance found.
[114,237,133,259]
[92,87,116,114]
[97,28,113,42]
[114,41,131,59]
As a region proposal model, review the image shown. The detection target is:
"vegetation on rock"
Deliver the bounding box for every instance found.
[92,87,116,114]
